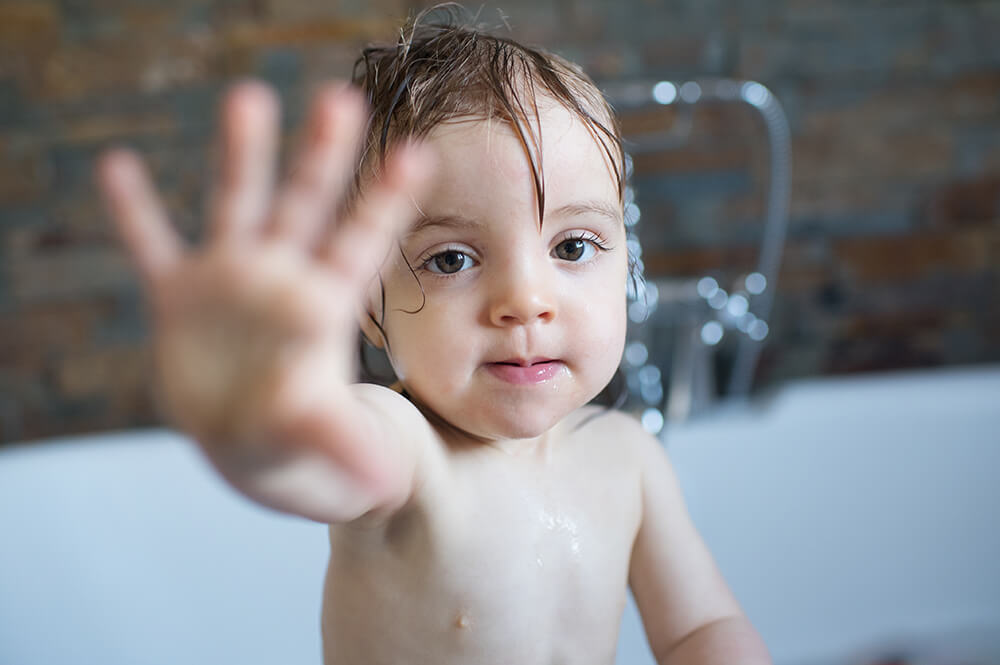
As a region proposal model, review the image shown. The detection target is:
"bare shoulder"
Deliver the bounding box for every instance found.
[568,405,664,465]
[349,383,432,432]
[567,406,683,518]
[333,383,449,529]
[349,382,452,471]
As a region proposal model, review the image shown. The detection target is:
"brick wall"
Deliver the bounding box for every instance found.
[1,0,998,443]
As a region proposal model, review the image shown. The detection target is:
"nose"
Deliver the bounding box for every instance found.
[488,261,557,327]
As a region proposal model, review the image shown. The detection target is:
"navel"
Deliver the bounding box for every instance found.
[454,610,472,630]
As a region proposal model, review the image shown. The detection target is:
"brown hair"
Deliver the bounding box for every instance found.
[350,5,625,221]
[353,8,631,410]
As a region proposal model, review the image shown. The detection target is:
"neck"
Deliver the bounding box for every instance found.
[390,381,559,459]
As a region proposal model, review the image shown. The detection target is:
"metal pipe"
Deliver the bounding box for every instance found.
[607,78,792,403]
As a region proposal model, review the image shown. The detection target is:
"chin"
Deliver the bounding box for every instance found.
[469,398,578,442]
[410,374,607,443]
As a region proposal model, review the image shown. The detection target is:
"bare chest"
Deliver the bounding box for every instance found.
[323,451,642,665]
[440,462,636,614]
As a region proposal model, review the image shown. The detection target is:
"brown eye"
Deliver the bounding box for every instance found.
[428,250,471,274]
[554,239,587,261]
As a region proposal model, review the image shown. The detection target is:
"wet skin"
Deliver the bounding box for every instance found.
[97,82,770,665]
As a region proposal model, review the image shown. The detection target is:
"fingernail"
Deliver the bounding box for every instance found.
[99,149,139,184]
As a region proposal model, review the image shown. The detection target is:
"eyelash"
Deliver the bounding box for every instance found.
[418,245,478,276]
[561,231,612,255]
[416,231,612,277]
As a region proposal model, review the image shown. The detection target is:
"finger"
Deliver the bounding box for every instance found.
[322,143,435,290]
[268,83,368,248]
[96,148,183,288]
[209,81,280,244]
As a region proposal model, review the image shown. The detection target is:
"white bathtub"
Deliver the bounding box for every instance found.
[1,365,998,665]
[620,364,1000,665]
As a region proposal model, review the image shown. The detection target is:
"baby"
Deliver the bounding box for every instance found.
[96,13,771,665]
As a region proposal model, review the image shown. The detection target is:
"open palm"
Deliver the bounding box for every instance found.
[97,81,430,459]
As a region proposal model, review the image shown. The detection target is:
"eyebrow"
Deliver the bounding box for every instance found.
[407,199,623,236]
[405,215,482,237]
[549,200,623,224]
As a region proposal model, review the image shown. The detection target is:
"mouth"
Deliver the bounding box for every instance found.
[486,358,563,385]
[493,357,556,367]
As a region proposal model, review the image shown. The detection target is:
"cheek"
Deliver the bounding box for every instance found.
[585,262,629,353]
[566,280,627,357]
[383,261,427,314]
[574,256,628,320]
[595,297,628,358]
[382,298,469,381]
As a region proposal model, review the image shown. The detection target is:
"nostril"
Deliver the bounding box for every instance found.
[489,292,556,326]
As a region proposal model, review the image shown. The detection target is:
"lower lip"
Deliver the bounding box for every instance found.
[487,361,563,385]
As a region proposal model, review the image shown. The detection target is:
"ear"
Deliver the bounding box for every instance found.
[358,279,386,350]
[358,307,386,349]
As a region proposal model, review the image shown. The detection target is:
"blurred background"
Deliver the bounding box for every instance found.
[1,0,998,443]
[1,3,999,665]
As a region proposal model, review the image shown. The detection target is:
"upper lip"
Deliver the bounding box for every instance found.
[492,357,556,366]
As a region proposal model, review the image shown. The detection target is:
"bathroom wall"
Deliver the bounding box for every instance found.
[1,0,998,443]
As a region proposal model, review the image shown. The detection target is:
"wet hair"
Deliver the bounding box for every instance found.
[354,6,630,410]
[350,4,625,215]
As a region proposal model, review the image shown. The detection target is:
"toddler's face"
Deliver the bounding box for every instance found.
[369,102,628,442]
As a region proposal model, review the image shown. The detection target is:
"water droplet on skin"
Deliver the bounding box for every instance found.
[455,612,471,629]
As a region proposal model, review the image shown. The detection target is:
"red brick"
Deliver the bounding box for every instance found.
[644,244,758,278]
[789,176,901,219]
[619,105,680,136]
[632,144,754,175]
[833,229,995,283]
[620,103,761,141]
[23,35,215,101]
[0,149,50,203]
[6,246,133,303]
[825,310,950,374]
[803,73,1000,134]
[773,240,838,295]
[922,176,1000,228]
[0,2,59,48]
[794,129,953,183]
[56,112,178,145]
[260,0,408,22]
[0,298,116,364]
[10,197,118,250]
[224,17,397,49]
[56,343,151,399]
[639,36,712,71]
[299,43,375,87]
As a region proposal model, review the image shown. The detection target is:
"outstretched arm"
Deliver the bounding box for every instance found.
[96,81,435,524]
[628,429,771,665]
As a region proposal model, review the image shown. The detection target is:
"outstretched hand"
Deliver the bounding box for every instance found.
[97,81,431,465]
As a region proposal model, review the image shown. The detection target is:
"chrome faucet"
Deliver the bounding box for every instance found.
[610,78,792,427]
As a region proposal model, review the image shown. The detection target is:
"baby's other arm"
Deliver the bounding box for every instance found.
[627,424,771,665]
[96,81,435,525]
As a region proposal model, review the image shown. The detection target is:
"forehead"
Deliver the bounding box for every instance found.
[418,102,620,220]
